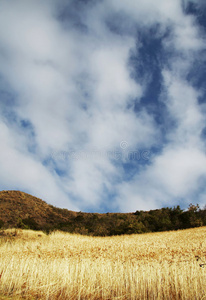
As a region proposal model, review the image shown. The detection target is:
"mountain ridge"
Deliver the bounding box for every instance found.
[0,190,205,235]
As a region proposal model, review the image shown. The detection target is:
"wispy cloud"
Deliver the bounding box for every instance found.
[0,0,205,212]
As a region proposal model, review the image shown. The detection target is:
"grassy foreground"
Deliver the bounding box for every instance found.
[0,227,205,299]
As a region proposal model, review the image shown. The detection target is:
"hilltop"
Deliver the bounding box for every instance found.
[0,190,76,230]
[0,190,205,235]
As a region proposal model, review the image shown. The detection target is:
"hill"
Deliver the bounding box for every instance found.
[0,190,76,230]
[0,190,206,235]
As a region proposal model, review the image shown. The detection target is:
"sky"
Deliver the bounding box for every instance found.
[0,0,206,213]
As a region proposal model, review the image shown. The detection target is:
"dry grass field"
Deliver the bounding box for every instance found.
[0,227,205,300]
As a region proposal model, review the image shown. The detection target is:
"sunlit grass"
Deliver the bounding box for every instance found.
[0,227,205,299]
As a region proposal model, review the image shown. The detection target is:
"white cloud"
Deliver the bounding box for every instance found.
[0,0,205,211]
[162,71,204,147]
[117,145,206,212]
[106,0,182,26]
[150,147,206,196]
[0,120,78,210]
[116,59,206,212]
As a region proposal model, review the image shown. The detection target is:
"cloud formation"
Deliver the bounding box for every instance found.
[0,0,206,212]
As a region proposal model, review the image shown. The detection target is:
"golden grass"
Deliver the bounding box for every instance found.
[0,227,205,299]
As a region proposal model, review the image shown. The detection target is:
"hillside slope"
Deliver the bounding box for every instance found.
[0,190,205,235]
[0,190,76,230]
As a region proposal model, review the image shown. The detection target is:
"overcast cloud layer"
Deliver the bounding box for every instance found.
[0,0,206,212]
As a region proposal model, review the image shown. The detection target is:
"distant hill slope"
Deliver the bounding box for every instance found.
[0,190,205,235]
[0,190,77,230]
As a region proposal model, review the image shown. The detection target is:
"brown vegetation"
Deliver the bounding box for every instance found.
[0,190,206,236]
[0,190,76,230]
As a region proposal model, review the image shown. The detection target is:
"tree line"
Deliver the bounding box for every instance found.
[4,203,205,236]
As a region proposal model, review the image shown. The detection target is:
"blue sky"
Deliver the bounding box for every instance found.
[0,0,206,212]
